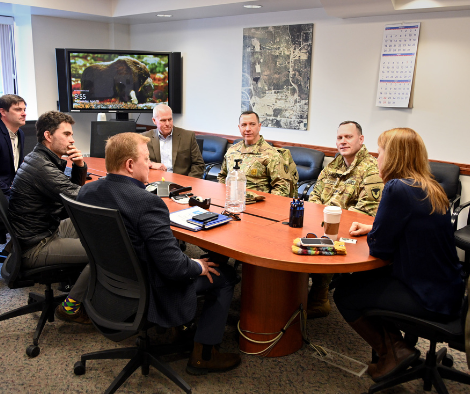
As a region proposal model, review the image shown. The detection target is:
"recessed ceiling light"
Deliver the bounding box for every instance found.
[156,14,172,17]
[244,5,262,8]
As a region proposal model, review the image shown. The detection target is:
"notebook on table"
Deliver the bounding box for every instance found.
[169,206,231,231]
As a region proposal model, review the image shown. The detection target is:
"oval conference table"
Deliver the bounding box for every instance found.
[81,158,386,358]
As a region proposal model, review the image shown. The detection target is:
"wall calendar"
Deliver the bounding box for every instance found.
[376,22,420,108]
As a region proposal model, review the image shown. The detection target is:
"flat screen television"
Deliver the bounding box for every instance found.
[56,48,182,118]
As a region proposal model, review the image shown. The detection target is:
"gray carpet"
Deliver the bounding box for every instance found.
[0,242,469,394]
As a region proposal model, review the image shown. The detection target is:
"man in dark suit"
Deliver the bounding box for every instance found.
[141,104,205,178]
[58,132,240,375]
[0,94,26,199]
[0,94,26,243]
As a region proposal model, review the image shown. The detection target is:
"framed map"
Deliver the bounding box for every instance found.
[241,24,313,131]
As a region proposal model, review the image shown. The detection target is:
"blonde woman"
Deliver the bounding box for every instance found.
[334,128,465,382]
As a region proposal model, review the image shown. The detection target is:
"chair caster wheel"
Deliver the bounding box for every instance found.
[442,354,454,367]
[26,345,40,358]
[27,296,36,305]
[74,361,86,375]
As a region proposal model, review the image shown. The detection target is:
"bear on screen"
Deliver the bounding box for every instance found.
[81,56,154,104]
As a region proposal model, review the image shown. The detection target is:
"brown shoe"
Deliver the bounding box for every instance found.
[55,305,91,325]
[306,286,331,319]
[368,329,420,382]
[186,342,241,375]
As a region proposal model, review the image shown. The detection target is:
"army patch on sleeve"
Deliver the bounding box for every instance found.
[371,187,381,200]
[251,169,257,176]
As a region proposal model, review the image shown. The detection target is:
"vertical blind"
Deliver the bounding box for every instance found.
[0,17,17,95]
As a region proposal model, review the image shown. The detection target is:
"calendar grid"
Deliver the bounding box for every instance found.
[376,23,420,108]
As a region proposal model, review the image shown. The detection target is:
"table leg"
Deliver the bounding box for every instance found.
[239,263,309,357]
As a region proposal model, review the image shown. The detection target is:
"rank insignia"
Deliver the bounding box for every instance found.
[371,187,381,200]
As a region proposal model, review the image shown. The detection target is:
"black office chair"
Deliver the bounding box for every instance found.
[90,121,137,158]
[60,194,191,394]
[284,146,325,201]
[198,135,228,181]
[452,201,470,270]
[195,137,204,154]
[0,190,85,357]
[429,161,461,212]
[363,285,470,394]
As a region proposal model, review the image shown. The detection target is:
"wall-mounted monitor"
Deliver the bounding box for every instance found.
[56,48,182,118]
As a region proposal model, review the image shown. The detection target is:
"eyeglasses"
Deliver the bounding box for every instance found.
[221,210,241,221]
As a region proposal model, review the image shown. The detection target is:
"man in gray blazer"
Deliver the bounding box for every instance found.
[142,104,205,178]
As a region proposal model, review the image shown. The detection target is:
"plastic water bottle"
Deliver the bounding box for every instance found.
[225,159,246,213]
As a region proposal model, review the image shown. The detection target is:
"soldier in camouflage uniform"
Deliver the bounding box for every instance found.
[308,145,383,215]
[217,111,295,198]
[307,121,384,319]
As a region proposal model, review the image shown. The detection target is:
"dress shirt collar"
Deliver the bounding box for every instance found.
[156,128,173,141]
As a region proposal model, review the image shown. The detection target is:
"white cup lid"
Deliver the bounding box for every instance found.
[323,206,342,215]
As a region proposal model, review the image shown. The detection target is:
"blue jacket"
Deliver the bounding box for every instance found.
[0,118,24,197]
[368,179,464,316]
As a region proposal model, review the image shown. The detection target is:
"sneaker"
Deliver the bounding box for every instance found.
[55,305,91,325]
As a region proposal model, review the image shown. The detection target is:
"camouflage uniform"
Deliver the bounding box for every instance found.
[217,136,295,197]
[308,145,383,217]
[307,145,384,314]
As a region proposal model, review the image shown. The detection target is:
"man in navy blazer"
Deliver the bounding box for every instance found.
[58,132,240,375]
[0,94,26,243]
[0,94,26,198]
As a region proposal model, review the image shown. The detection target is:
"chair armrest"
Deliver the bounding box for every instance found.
[449,194,461,214]
[451,200,470,230]
[203,162,222,180]
[299,180,317,201]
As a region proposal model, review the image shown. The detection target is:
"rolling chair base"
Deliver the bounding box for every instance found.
[369,344,470,394]
[74,331,192,394]
[0,284,67,357]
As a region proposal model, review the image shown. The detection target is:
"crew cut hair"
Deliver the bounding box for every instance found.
[105,132,150,173]
[36,111,75,143]
[339,120,362,135]
[378,128,448,215]
[239,110,260,123]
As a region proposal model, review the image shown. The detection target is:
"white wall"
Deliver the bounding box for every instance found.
[22,10,470,213]
[129,7,470,207]
[130,9,470,161]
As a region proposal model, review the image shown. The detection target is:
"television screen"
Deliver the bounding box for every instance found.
[56,49,182,114]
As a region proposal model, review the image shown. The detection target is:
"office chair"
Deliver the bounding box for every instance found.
[90,121,137,158]
[452,200,470,270]
[284,146,325,201]
[429,161,461,212]
[60,194,191,394]
[363,283,470,394]
[0,190,85,357]
[195,137,204,154]
[198,135,228,181]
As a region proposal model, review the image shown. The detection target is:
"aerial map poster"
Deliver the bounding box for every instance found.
[241,24,313,131]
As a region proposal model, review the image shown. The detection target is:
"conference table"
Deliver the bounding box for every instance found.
[82,158,386,357]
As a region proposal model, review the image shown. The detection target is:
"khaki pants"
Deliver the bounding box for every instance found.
[22,218,89,301]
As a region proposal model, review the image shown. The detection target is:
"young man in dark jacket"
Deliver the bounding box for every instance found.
[8,111,90,323]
